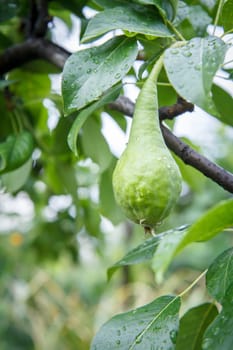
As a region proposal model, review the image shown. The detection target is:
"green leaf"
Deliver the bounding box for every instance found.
[19,59,60,74]
[202,283,233,350]
[199,0,217,12]
[0,132,34,174]
[45,158,78,202]
[91,295,181,350]
[50,4,73,29]
[0,31,13,49]
[9,71,51,105]
[125,0,178,21]
[81,116,113,172]
[82,199,101,237]
[53,0,88,16]
[173,1,189,26]
[176,199,233,253]
[105,108,128,132]
[150,200,233,277]
[107,232,162,280]
[68,84,122,156]
[82,6,172,43]
[174,3,212,37]
[206,247,233,303]
[221,0,233,31]
[223,67,233,80]
[62,36,138,115]
[0,158,32,193]
[164,36,227,114]
[175,18,196,41]
[99,160,124,227]
[157,83,177,107]
[176,303,218,350]
[187,5,212,36]
[160,0,178,20]
[152,225,189,282]
[92,0,125,9]
[175,153,206,192]
[107,225,188,280]
[212,84,233,127]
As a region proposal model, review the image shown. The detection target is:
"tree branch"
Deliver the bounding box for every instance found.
[109,96,233,194]
[0,38,69,74]
[161,126,233,193]
[159,97,194,120]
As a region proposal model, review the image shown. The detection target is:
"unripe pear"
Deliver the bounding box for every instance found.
[112,56,182,233]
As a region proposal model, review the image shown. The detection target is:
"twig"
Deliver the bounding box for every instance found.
[161,126,233,193]
[109,95,194,121]
[159,97,194,120]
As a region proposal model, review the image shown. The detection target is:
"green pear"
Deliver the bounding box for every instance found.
[112,56,182,233]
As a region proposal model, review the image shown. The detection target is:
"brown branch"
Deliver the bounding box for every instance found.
[159,97,194,120]
[109,96,195,121]
[109,96,233,194]
[0,38,69,74]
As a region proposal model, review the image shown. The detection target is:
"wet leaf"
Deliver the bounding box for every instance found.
[0,132,34,174]
[81,116,113,172]
[176,303,218,350]
[152,225,189,282]
[91,295,180,349]
[68,84,122,156]
[99,160,124,226]
[202,283,233,350]
[82,5,172,43]
[0,158,32,193]
[107,225,188,281]
[212,84,233,127]
[206,247,233,303]
[62,36,138,115]
[164,36,227,114]
[107,233,161,280]
[176,199,233,253]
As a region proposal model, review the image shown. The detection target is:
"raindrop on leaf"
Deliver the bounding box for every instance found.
[135,335,143,344]
[213,327,220,336]
[202,338,214,349]
[194,64,201,71]
[169,329,177,344]
[182,51,192,57]
[115,73,121,79]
